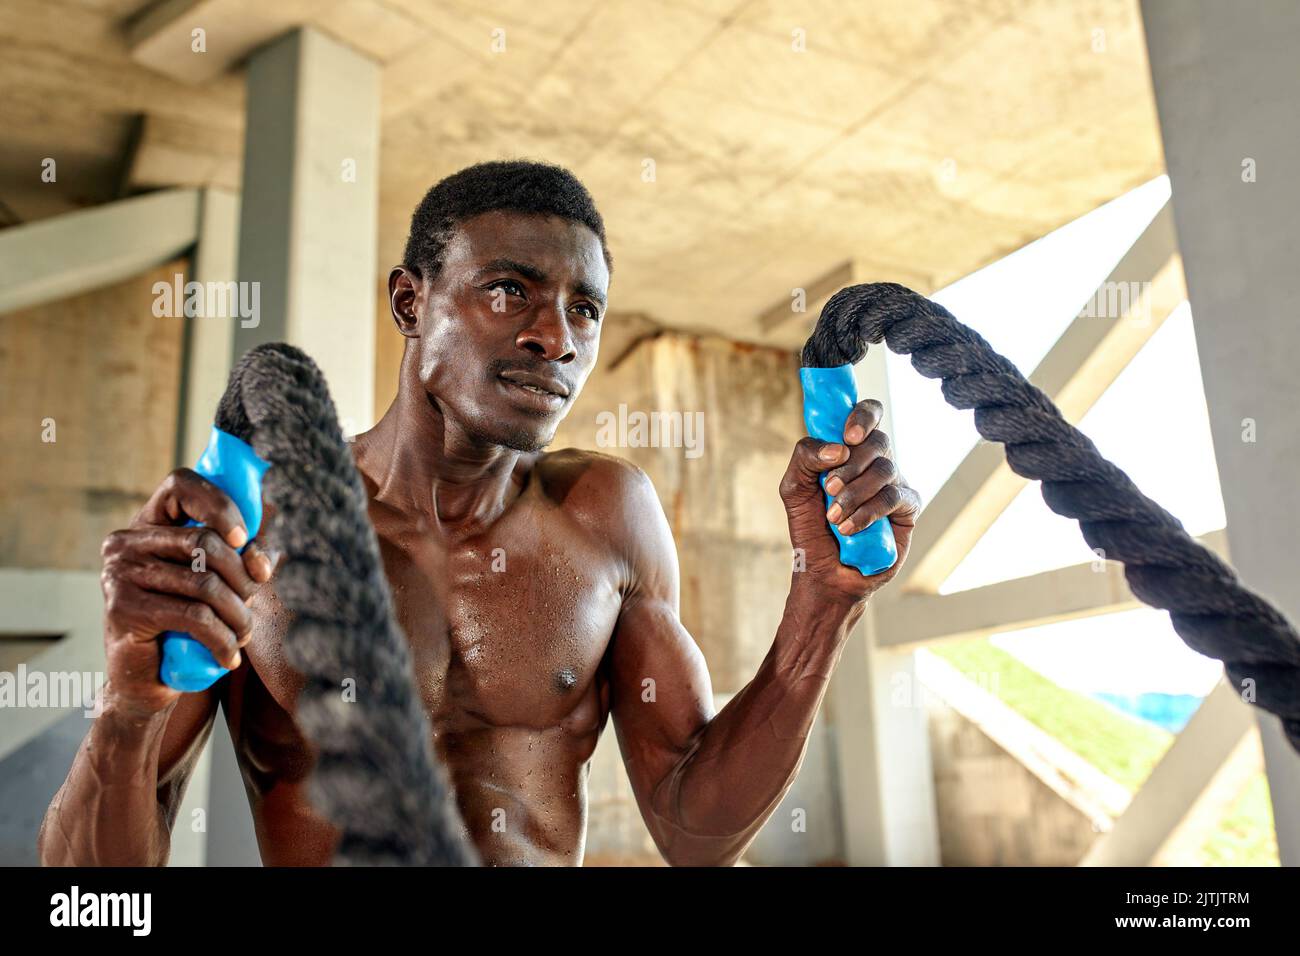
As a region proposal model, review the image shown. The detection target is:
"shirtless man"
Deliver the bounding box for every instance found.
[38,160,921,867]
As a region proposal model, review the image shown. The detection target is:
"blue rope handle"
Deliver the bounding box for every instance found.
[799,365,898,576]
[159,427,270,691]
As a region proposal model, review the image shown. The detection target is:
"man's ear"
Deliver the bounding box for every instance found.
[389,266,422,338]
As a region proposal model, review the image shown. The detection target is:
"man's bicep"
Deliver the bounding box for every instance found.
[602,456,713,811]
[608,590,715,810]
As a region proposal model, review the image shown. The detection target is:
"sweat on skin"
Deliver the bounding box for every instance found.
[37,161,921,867]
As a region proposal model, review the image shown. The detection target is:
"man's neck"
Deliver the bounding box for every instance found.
[355,377,533,532]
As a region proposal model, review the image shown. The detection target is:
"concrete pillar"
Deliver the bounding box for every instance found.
[203,26,380,865]
[176,188,240,466]
[827,342,940,865]
[167,743,212,866]
[1142,0,1300,865]
[233,27,381,434]
[204,720,261,866]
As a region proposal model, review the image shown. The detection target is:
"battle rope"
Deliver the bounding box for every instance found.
[803,282,1300,753]
[215,343,477,866]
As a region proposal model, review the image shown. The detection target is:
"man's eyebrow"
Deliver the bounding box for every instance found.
[476,257,606,308]
[475,257,547,282]
[574,280,607,308]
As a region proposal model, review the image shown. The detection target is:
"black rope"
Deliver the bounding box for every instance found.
[803,282,1300,753]
[216,343,477,866]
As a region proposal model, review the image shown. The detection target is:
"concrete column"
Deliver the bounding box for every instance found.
[827,342,940,865]
[234,26,381,433]
[176,188,240,466]
[204,26,380,865]
[167,744,212,866]
[204,720,261,866]
[1142,0,1300,865]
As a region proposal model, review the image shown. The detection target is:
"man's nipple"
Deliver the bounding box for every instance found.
[554,667,578,693]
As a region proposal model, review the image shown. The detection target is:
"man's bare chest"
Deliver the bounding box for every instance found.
[381,510,624,729]
[243,501,625,734]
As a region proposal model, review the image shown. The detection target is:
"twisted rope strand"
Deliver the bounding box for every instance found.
[218,343,477,866]
[804,282,1300,752]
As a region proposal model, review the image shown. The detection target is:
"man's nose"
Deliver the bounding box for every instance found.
[516,301,576,363]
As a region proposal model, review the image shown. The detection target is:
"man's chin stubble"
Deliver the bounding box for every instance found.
[477,420,553,454]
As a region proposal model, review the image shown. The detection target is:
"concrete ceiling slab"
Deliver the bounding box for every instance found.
[0,0,1165,347]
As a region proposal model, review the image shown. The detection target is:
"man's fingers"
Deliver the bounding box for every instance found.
[825,428,892,496]
[241,540,278,584]
[133,468,248,550]
[843,398,884,445]
[834,483,922,536]
[119,559,254,645]
[241,500,282,584]
[128,525,259,601]
[779,438,850,506]
[109,581,242,670]
[824,457,898,525]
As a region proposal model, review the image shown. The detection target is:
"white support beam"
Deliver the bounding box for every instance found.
[0,570,102,763]
[876,530,1229,650]
[0,189,200,316]
[897,203,1185,594]
[827,331,940,865]
[1080,679,1253,866]
[128,0,422,86]
[128,0,306,85]
[126,114,242,193]
[176,187,240,466]
[233,26,380,433]
[757,260,854,334]
[0,568,212,864]
[916,649,1131,825]
[1142,0,1300,867]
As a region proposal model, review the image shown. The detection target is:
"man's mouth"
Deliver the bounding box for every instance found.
[497,370,569,410]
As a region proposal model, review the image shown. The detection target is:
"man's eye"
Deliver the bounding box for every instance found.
[488,279,525,297]
[572,303,599,322]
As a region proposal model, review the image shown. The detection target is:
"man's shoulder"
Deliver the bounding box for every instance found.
[535,447,647,486]
[535,448,659,521]
[537,449,673,575]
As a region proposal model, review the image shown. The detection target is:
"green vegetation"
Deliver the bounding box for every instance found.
[930,635,1278,866]
[1197,772,1277,867]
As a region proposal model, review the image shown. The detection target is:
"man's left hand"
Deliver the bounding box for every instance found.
[779,398,921,605]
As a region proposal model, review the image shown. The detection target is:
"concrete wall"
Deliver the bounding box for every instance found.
[927,698,1101,866]
[0,259,187,570]
[2,266,1124,867]
[0,262,189,864]
[583,691,846,866]
[546,328,849,863]
[550,330,805,689]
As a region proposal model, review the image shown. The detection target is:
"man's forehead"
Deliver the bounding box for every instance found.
[447,210,607,280]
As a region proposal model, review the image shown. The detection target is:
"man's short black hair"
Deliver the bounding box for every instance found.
[402,159,612,280]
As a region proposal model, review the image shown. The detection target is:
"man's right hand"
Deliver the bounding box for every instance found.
[100,468,277,717]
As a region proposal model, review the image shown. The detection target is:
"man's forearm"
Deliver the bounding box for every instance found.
[649,577,866,865]
[38,697,176,866]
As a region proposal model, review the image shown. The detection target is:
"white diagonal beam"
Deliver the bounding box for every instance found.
[896,202,1185,593]
[0,570,104,763]
[757,260,855,334]
[128,0,304,85]
[1079,678,1253,866]
[0,189,200,316]
[877,530,1228,650]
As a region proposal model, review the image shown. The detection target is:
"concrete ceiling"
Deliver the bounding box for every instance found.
[0,0,1165,350]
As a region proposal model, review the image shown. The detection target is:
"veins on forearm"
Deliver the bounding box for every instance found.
[649,594,860,849]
